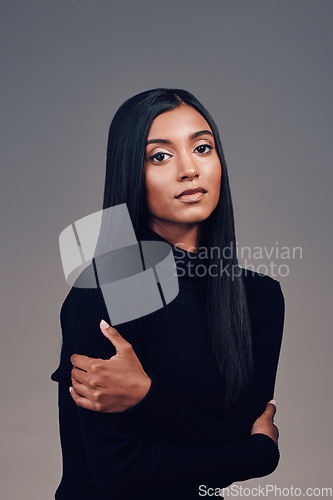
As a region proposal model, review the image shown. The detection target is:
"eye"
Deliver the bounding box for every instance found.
[195,144,213,154]
[149,152,172,163]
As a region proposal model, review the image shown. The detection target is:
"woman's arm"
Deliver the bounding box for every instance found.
[57,377,279,498]
[52,283,282,497]
[69,274,285,446]
[120,272,285,443]
[243,276,285,426]
[70,323,248,447]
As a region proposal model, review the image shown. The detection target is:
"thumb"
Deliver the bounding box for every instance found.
[100,319,128,355]
[265,399,277,420]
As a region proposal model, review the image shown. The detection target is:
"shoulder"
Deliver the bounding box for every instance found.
[52,285,109,381]
[59,264,147,356]
[59,262,111,351]
[60,283,106,328]
[59,283,111,351]
[239,267,283,298]
[61,261,107,320]
[239,267,285,327]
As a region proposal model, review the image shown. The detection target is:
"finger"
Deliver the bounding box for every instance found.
[69,386,96,411]
[70,354,92,371]
[71,378,93,400]
[100,320,132,355]
[265,399,277,419]
[71,366,89,385]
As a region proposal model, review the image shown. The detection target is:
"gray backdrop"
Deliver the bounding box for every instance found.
[1,1,332,498]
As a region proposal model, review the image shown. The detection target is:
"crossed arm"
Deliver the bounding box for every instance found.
[55,278,284,496]
[69,277,284,446]
[70,318,276,447]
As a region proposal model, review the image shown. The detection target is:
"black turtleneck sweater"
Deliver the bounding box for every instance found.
[51,227,285,499]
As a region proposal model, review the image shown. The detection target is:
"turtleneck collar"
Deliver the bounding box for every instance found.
[140,226,209,283]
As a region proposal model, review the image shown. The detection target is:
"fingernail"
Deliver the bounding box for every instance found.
[69,387,73,394]
[269,399,277,407]
[101,319,110,329]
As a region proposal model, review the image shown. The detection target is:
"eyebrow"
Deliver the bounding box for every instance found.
[146,129,213,146]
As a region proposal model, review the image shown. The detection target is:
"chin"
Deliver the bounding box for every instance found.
[175,211,212,224]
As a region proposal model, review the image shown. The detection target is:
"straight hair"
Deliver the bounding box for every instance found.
[101,88,253,410]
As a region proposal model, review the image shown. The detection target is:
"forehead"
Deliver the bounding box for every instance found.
[147,104,212,139]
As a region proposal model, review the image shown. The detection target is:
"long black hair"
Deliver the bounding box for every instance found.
[102,88,253,410]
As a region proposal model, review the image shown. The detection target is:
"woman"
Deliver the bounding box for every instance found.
[51,88,285,499]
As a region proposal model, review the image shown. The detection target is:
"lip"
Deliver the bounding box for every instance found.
[176,191,207,203]
[175,186,207,198]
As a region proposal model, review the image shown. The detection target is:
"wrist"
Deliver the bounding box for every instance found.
[122,373,155,415]
[133,374,152,406]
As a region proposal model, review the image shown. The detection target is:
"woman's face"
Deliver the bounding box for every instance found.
[143,104,222,234]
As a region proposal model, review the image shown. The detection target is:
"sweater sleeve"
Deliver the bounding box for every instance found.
[52,282,282,497]
[120,275,285,444]
[76,400,279,497]
[122,370,247,446]
[247,277,285,423]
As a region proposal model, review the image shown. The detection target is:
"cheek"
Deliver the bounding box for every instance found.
[144,175,169,212]
[211,161,222,189]
[145,169,172,202]
[209,162,222,205]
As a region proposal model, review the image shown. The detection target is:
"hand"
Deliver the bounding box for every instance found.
[69,320,152,412]
[251,400,279,445]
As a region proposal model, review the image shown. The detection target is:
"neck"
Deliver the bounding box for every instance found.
[147,220,202,253]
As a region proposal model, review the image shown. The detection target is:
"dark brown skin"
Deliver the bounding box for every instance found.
[70,322,279,446]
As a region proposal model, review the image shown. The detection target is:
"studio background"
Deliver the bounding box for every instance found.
[1,1,332,498]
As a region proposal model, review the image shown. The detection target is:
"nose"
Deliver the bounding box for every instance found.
[176,151,200,182]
